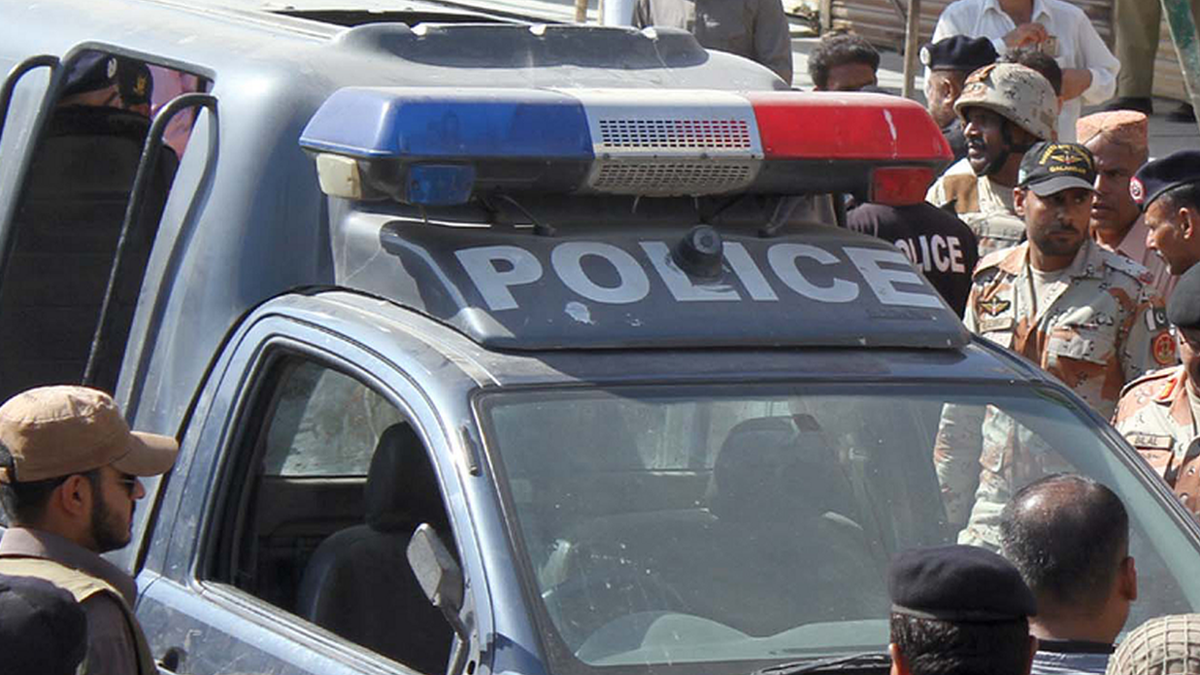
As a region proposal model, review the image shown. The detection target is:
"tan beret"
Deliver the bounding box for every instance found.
[1077,110,1148,152]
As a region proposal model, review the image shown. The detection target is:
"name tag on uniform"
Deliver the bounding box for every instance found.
[977,317,1014,333]
[1127,433,1172,450]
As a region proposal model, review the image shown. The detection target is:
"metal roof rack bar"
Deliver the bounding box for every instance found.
[85,92,219,388]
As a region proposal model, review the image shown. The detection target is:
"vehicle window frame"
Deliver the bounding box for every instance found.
[473,378,1200,675]
[183,331,465,673]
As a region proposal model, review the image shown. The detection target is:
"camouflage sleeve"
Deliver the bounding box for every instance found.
[1120,290,1175,385]
[932,279,985,526]
[926,176,948,208]
[933,402,985,527]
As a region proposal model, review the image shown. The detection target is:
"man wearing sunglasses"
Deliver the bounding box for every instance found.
[1114,265,1200,518]
[0,385,179,675]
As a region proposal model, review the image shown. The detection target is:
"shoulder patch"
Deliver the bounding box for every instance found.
[1119,366,1179,399]
[1154,331,1177,366]
[975,246,1013,274]
[1103,250,1152,283]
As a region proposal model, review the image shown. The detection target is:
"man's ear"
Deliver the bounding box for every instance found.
[890,643,911,675]
[1179,206,1198,240]
[1120,555,1138,602]
[1014,187,1028,217]
[52,474,92,520]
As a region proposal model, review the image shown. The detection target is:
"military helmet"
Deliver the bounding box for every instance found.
[954,63,1058,141]
[1107,614,1200,675]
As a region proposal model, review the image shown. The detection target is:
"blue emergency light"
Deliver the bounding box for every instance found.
[299,87,953,206]
[300,87,594,159]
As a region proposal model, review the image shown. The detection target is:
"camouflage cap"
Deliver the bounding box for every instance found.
[954,63,1058,141]
[1107,614,1200,675]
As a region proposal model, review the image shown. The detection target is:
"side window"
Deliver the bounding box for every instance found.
[209,355,458,673]
[0,49,209,401]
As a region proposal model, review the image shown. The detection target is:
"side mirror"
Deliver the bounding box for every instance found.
[408,523,464,615]
[408,523,471,675]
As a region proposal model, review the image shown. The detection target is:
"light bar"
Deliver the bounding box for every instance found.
[299,87,951,205]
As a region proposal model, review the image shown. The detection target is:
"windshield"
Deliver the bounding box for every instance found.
[478,383,1200,673]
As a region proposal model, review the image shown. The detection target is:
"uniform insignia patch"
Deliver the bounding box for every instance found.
[1128,433,1172,450]
[978,296,1011,316]
[1147,307,1169,332]
[1154,331,1177,366]
[977,317,1014,333]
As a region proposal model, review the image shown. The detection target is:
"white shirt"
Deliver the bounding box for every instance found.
[932,0,1120,142]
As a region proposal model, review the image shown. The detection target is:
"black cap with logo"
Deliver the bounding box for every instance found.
[1130,150,1200,211]
[117,60,154,108]
[1017,141,1097,196]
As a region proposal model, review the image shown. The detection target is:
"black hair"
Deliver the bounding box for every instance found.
[808,31,880,90]
[0,443,96,526]
[999,474,1128,611]
[1158,182,1200,215]
[890,613,1032,675]
[1001,48,1063,96]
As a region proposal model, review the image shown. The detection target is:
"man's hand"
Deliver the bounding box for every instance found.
[1003,22,1048,48]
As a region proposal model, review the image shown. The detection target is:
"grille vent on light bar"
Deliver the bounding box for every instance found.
[568,89,765,196]
[592,162,756,194]
[596,118,754,150]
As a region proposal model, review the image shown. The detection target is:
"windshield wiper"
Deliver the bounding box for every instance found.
[752,651,892,675]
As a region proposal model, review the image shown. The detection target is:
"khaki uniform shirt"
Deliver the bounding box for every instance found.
[934,239,1174,548]
[927,158,1024,258]
[0,527,150,675]
[1113,365,1200,515]
[1094,215,1177,301]
[631,0,794,85]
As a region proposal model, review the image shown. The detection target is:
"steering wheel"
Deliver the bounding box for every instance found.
[541,546,689,650]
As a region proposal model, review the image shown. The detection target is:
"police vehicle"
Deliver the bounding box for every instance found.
[2,2,1200,675]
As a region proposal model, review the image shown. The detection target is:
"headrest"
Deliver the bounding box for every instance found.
[710,416,844,522]
[364,423,448,533]
[710,417,801,521]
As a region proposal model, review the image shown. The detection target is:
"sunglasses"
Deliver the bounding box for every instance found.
[113,473,140,495]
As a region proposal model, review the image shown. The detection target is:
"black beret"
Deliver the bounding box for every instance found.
[1168,264,1200,330]
[61,52,119,98]
[1131,150,1200,210]
[920,36,999,73]
[889,545,1037,622]
[117,59,154,107]
[0,574,88,675]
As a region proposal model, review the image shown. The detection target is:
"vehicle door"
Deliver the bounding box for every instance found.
[134,311,470,675]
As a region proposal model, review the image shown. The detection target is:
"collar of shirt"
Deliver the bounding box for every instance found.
[1115,216,1151,263]
[996,238,1097,278]
[0,527,137,604]
[1037,639,1115,654]
[980,0,1054,26]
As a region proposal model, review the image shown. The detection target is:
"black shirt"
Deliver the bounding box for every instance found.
[846,202,979,316]
[943,118,968,163]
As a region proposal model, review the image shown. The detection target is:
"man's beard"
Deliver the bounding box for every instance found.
[967,139,1009,178]
[90,493,131,554]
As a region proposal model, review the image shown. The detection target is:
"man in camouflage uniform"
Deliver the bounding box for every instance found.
[927,63,1059,258]
[934,141,1174,549]
[1113,265,1200,517]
